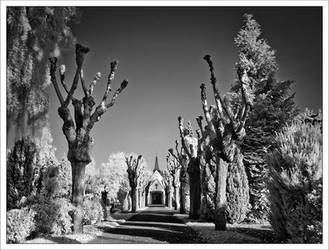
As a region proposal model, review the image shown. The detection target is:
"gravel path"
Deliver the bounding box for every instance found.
[88,206,201,244]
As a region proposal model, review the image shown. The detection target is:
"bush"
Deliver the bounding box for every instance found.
[226,149,250,224]
[7,207,36,243]
[32,197,74,235]
[83,194,103,225]
[7,138,37,210]
[267,114,322,243]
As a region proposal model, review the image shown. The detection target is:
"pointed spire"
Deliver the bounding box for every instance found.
[154,154,160,172]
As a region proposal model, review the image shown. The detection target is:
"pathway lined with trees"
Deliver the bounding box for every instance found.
[5,7,323,245]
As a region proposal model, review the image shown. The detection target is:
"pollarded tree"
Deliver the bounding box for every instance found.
[196,55,253,230]
[125,154,144,212]
[166,154,180,210]
[48,44,128,233]
[234,14,298,222]
[162,169,173,209]
[177,119,201,219]
[195,116,217,222]
[168,140,190,214]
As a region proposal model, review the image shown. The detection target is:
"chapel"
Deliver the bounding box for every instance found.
[144,155,167,206]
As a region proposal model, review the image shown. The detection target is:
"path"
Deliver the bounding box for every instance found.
[88,206,201,244]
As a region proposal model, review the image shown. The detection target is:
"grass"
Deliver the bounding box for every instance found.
[24,211,137,244]
[175,213,279,244]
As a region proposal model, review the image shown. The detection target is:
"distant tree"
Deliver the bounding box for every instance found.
[267,110,322,243]
[162,169,173,209]
[117,175,131,211]
[125,154,144,212]
[168,140,190,214]
[7,7,78,139]
[48,43,129,233]
[234,14,298,222]
[96,152,126,200]
[166,154,180,210]
[177,119,201,218]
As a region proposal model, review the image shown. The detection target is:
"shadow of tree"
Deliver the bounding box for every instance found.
[43,235,82,244]
[96,209,201,243]
[228,226,279,243]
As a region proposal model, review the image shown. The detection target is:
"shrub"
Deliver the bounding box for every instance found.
[7,138,37,210]
[267,113,322,243]
[7,207,36,243]
[226,149,250,224]
[32,197,74,235]
[82,194,103,225]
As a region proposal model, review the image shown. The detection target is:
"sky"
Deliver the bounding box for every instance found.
[47,7,323,171]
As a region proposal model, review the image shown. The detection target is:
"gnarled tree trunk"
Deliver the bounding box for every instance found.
[131,188,137,212]
[179,174,190,214]
[188,158,201,219]
[214,158,229,230]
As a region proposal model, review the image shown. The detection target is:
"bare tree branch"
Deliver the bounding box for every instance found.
[59,64,70,94]
[49,57,64,105]
[63,44,90,108]
[203,55,234,125]
[101,61,118,105]
[78,69,88,97]
[196,115,205,138]
[200,84,216,133]
[178,116,192,159]
[88,72,102,96]
[106,80,129,109]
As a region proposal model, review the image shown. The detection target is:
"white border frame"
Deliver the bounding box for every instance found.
[1,1,328,250]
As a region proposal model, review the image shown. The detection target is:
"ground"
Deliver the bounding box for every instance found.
[26,206,278,244]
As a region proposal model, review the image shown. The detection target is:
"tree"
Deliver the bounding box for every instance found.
[125,154,144,212]
[166,154,180,210]
[7,138,37,210]
[168,140,190,214]
[7,127,58,210]
[48,44,129,233]
[267,110,322,243]
[96,152,127,200]
[7,7,78,139]
[177,119,201,219]
[234,14,298,222]
[194,55,253,230]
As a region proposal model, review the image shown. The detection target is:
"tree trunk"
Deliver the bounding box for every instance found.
[71,161,87,233]
[214,158,229,231]
[167,187,173,209]
[131,188,137,212]
[188,159,201,219]
[180,172,190,214]
[174,186,180,211]
[123,192,129,211]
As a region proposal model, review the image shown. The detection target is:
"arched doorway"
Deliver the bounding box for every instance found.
[150,191,163,205]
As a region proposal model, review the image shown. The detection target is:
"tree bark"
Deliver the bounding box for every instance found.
[214,158,229,230]
[174,186,180,211]
[179,169,190,214]
[188,159,201,219]
[71,161,87,233]
[131,188,137,212]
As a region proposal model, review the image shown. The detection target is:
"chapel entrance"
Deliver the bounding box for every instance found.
[151,191,163,205]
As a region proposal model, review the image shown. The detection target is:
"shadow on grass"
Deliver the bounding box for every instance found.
[96,208,201,243]
[228,226,279,243]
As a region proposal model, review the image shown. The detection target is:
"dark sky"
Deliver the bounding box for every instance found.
[48,7,322,170]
